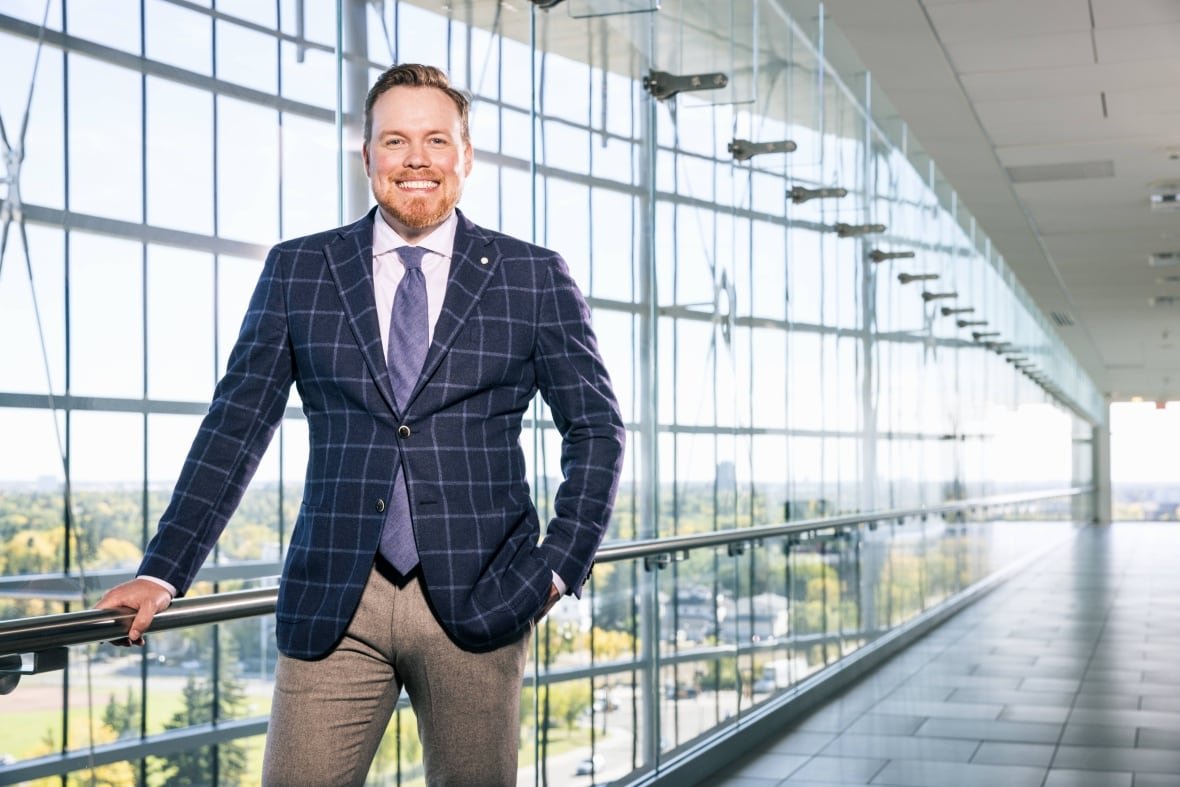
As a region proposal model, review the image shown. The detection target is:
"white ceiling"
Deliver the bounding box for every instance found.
[827,0,1180,401]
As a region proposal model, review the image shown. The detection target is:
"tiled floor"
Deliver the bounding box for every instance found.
[700,523,1180,787]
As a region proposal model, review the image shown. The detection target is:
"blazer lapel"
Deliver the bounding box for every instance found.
[322,209,401,416]
[406,210,497,407]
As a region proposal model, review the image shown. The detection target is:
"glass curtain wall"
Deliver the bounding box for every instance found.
[0,0,1100,783]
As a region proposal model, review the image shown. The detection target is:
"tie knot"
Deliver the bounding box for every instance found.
[398,246,428,271]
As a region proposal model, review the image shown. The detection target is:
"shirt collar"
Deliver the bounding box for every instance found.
[373,209,458,259]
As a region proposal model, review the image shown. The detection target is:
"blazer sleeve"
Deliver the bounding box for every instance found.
[137,246,295,595]
[532,255,625,596]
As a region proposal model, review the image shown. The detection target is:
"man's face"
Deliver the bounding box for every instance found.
[363,86,472,241]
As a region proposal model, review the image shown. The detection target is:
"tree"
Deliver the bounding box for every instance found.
[102,687,141,739]
[148,673,248,785]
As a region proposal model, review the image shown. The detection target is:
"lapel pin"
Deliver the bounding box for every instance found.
[480,256,489,265]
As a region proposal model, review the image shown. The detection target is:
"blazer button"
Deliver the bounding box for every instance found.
[375,499,386,513]
[398,424,411,438]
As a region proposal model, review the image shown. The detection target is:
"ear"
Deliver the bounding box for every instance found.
[362,141,371,173]
[463,140,473,177]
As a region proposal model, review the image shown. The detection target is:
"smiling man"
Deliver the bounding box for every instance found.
[96,64,624,786]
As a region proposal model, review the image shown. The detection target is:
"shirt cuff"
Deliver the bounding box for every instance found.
[551,571,567,596]
[137,575,177,598]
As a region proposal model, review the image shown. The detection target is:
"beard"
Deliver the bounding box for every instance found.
[373,171,462,233]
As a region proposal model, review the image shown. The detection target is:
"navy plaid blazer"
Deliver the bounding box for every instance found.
[138,208,625,657]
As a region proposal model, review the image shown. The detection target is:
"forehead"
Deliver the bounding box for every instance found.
[370,86,463,134]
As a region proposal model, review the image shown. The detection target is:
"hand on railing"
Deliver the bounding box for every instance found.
[95,577,174,646]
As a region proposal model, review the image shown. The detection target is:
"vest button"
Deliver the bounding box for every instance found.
[375,499,386,513]
[398,425,411,438]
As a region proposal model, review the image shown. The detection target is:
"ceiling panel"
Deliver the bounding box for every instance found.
[947,31,1095,72]
[961,60,1180,103]
[972,93,1103,147]
[1091,0,1180,28]
[1095,22,1180,63]
[926,0,1091,42]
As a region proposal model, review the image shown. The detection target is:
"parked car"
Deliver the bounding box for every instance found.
[575,755,604,776]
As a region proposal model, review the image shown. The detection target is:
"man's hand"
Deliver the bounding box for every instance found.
[534,583,562,623]
[95,578,173,646]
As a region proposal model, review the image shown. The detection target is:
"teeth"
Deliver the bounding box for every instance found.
[398,180,436,189]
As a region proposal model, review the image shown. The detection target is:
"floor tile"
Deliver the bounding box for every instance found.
[971,741,1055,767]
[821,733,978,763]
[1053,745,1180,774]
[1137,727,1180,750]
[1061,723,1138,747]
[915,717,1062,744]
[843,714,926,736]
[726,753,810,781]
[870,760,1045,787]
[757,733,837,760]
[789,756,886,784]
[998,705,1071,724]
[1132,774,1180,787]
[1044,769,1132,787]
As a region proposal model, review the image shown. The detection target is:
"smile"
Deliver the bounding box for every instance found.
[397,180,439,191]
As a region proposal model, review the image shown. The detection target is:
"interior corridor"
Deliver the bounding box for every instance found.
[703,523,1180,787]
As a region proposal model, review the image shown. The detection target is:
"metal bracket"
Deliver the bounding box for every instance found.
[790,186,847,204]
[869,249,914,263]
[1,145,23,224]
[972,331,1000,340]
[643,70,729,101]
[729,138,797,161]
[644,553,670,571]
[897,273,939,285]
[0,647,69,695]
[727,541,748,557]
[834,222,885,237]
[643,550,687,572]
[941,306,975,316]
[921,291,958,302]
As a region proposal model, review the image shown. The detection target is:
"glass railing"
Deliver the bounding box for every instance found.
[0,488,1090,785]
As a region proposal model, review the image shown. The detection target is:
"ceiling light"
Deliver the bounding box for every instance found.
[1150,182,1180,213]
[1150,295,1180,307]
[1149,251,1180,267]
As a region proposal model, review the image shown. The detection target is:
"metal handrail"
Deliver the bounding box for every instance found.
[0,486,1089,659]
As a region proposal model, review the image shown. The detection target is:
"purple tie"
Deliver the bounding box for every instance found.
[380,246,429,574]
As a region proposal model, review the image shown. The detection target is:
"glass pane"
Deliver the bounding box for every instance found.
[67,55,142,222]
[68,232,143,398]
[146,78,215,234]
[0,224,65,395]
[216,97,279,244]
[215,20,278,94]
[145,0,213,75]
[147,245,215,401]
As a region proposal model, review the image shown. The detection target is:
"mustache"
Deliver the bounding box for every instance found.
[392,171,443,181]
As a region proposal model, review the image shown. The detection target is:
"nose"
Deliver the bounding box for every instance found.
[403,141,430,168]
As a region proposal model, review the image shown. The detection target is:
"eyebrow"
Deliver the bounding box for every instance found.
[378,129,455,138]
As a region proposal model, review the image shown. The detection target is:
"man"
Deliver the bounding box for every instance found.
[96,63,624,785]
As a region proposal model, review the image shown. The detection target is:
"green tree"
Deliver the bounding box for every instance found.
[148,673,248,785]
[102,686,141,739]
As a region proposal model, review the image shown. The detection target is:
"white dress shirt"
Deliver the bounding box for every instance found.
[372,208,455,353]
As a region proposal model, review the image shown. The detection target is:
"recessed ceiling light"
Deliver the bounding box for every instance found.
[1150,182,1180,213]
[1149,251,1180,267]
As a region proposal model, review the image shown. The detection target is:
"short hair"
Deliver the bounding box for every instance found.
[363,64,471,145]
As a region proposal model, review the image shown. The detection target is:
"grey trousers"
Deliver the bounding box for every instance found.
[261,566,533,786]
